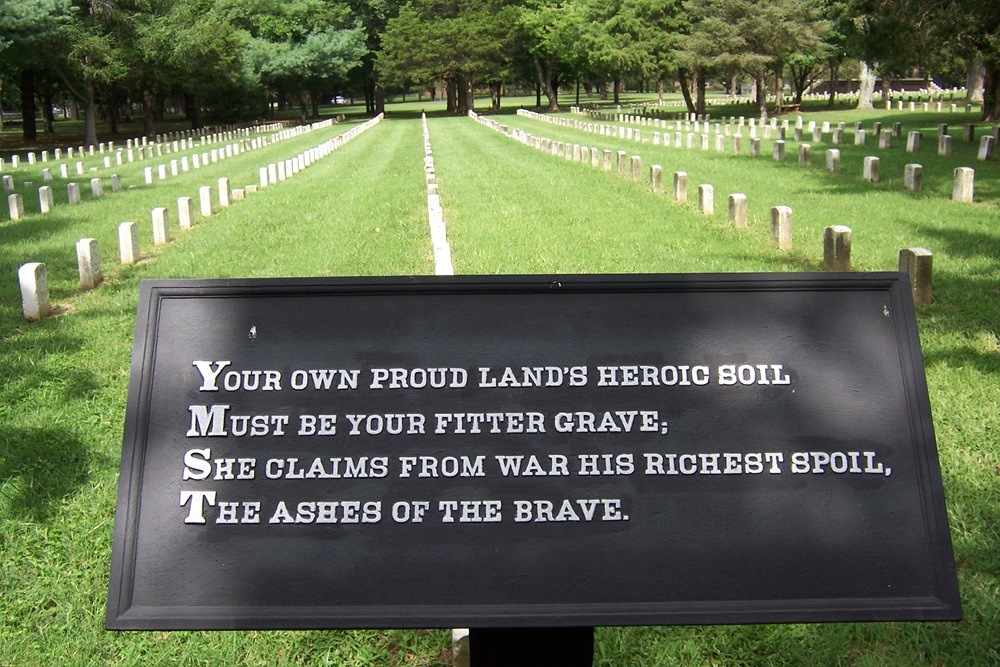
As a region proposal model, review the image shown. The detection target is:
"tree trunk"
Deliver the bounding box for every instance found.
[375,82,385,115]
[532,55,558,112]
[966,58,985,103]
[186,94,201,130]
[982,60,999,122]
[678,67,695,113]
[598,77,608,101]
[857,60,876,110]
[0,77,4,132]
[658,79,665,105]
[756,71,768,122]
[456,73,473,114]
[490,81,502,111]
[535,80,541,108]
[695,67,706,116]
[828,59,839,109]
[613,77,620,105]
[106,93,118,135]
[20,69,38,141]
[143,89,156,138]
[83,79,98,147]
[773,62,784,110]
[41,85,56,134]
[446,75,458,113]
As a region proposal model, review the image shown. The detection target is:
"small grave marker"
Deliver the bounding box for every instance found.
[899,248,933,303]
[8,193,24,220]
[18,262,52,320]
[770,206,793,249]
[952,168,974,202]
[823,226,852,271]
[119,222,141,264]
[152,207,171,246]
[904,164,923,192]
[178,197,195,230]
[76,238,103,290]
[698,184,714,215]
[728,194,748,228]
[864,156,880,183]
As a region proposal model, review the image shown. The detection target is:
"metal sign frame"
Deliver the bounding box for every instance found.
[106,273,961,630]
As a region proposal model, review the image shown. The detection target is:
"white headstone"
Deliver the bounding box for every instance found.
[178,196,195,230]
[119,222,140,264]
[8,193,24,220]
[823,226,852,271]
[826,149,841,174]
[899,248,933,304]
[978,136,994,161]
[673,172,688,203]
[952,167,974,202]
[863,156,880,182]
[904,164,923,192]
[152,207,170,246]
[698,184,714,215]
[218,178,231,207]
[770,206,793,250]
[76,238,103,290]
[39,186,55,213]
[19,262,52,320]
[199,185,213,216]
[773,140,786,162]
[728,193,748,229]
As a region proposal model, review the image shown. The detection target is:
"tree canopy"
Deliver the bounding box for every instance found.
[1,0,996,144]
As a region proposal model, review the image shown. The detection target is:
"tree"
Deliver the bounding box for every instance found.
[519,0,588,111]
[378,0,519,114]
[262,26,367,117]
[0,0,73,140]
[682,0,829,119]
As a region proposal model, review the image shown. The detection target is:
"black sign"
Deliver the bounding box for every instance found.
[106,274,961,630]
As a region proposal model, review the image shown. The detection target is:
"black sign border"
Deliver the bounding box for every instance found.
[106,273,961,630]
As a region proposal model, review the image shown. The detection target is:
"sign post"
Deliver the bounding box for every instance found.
[107,274,960,641]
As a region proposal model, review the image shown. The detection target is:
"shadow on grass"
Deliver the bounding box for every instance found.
[0,426,93,522]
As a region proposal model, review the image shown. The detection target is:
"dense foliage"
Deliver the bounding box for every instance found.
[0,0,997,141]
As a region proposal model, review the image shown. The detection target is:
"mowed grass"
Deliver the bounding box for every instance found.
[429,111,998,666]
[1,103,998,666]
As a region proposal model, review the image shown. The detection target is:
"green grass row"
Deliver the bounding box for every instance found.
[1,101,997,665]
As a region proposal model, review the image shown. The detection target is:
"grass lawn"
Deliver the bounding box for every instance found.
[1,97,997,666]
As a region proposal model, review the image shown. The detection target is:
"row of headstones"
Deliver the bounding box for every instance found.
[140,119,339,190]
[622,87,973,114]
[422,114,453,276]
[636,97,978,116]
[474,112,936,305]
[524,109,985,202]
[0,121,286,173]
[571,106,997,156]
[18,115,384,320]
[7,175,124,220]
[768,142,978,202]
[0,123,283,170]
[4,119,338,222]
